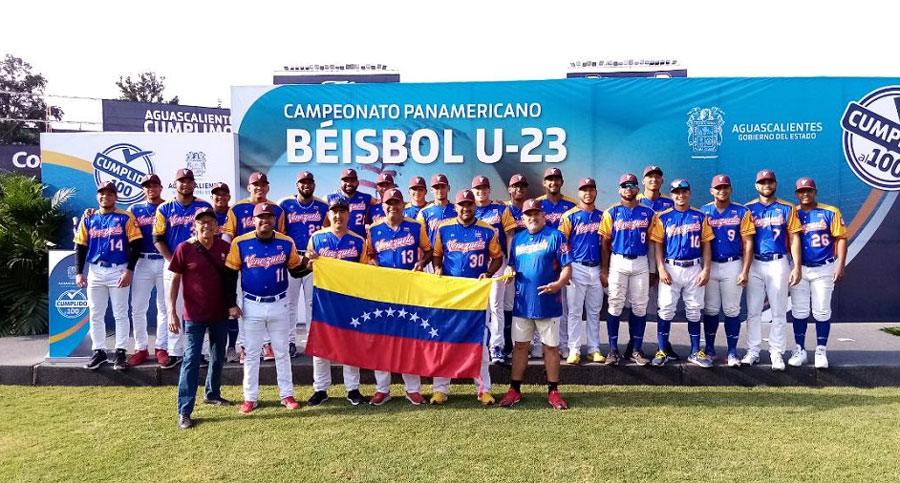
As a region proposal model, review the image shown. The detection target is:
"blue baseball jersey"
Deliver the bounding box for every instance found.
[599,203,656,256]
[559,206,602,263]
[326,191,372,238]
[226,232,302,297]
[416,202,457,245]
[702,202,756,261]
[433,219,502,279]
[74,209,142,265]
[365,217,431,270]
[475,202,517,256]
[128,201,162,254]
[223,199,284,238]
[279,195,328,253]
[797,203,847,264]
[537,195,577,229]
[745,198,802,256]
[638,193,675,212]
[505,201,527,234]
[403,202,427,219]
[649,207,715,260]
[153,198,214,250]
[307,228,368,263]
[509,226,572,319]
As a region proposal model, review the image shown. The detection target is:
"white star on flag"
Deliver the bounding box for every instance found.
[429,328,439,338]
[409,313,419,322]
[362,312,371,321]
[420,319,429,329]
[373,308,383,318]
[350,318,361,327]
[385,307,395,317]
[397,308,407,318]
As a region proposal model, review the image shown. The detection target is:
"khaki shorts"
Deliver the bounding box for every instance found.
[512,317,560,347]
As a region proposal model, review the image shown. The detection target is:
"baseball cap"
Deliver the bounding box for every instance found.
[508,174,528,186]
[795,177,817,190]
[174,168,194,181]
[409,176,426,189]
[544,167,563,179]
[328,196,349,211]
[711,174,731,188]
[619,173,639,187]
[670,179,691,192]
[471,175,490,188]
[578,177,596,189]
[756,169,776,182]
[340,168,358,180]
[643,165,663,177]
[297,171,314,182]
[522,198,543,213]
[431,173,449,187]
[140,174,161,186]
[454,189,476,204]
[194,206,217,221]
[252,203,276,217]
[382,188,404,204]
[248,172,269,185]
[97,181,117,194]
[211,182,230,194]
[376,172,395,186]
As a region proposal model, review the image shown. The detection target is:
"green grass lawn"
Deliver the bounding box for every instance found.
[2,385,899,483]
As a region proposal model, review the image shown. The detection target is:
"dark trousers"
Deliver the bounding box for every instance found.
[177,320,227,416]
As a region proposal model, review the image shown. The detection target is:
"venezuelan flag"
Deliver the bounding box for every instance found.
[306,257,492,378]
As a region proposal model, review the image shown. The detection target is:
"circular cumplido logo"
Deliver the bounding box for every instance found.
[841,86,900,190]
[92,143,155,204]
[55,289,88,319]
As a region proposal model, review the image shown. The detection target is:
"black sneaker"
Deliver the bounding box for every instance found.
[160,356,182,370]
[289,342,297,359]
[177,414,193,429]
[84,350,108,370]
[200,356,209,368]
[307,390,329,407]
[203,397,232,407]
[113,349,128,371]
[346,389,368,406]
[666,342,681,361]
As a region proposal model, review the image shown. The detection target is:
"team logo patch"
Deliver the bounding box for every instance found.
[687,107,725,159]
[55,289,88,319]
[841,86,900,190]
[92,143,155,204]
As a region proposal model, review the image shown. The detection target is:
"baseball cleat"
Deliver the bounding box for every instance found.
[687,350,713,368]
[113,349,128,371]
[741,351,760,366]
[126,349,149,367]
[770,352,786,371]
[726,352,742,367]
[160,356,182,370]
[547,390,568,410]
[650,350,668,367]
[369,392,392,406]
[705,349,717,362]
[225,347,239,363]
[788,347,808,367]
[478,392,495,406]
[155,348,168,365]
[430,392,448,405]
[566,352,581,365]
[307,390,329,406]
[281,396,300,410]
[498,388,522,407]
[238,400,258,415]
[604,349,621,366]
[588,351,606,363]
[814,346,829,369]
[405,392,425,406]
[262,343,275,361]
[629,350,650,366]
[346,389,367,406]
[84,350,108,370]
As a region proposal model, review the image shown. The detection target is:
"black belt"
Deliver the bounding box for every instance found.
[614,254,639,260]
[93,261,122,268]
[577,261,601,267]
[803,257,836,268]
[139,253,163,260]
[244,292,287,303]
[666,258,700,267]
[754,253,786,262]
[713,256,740,263]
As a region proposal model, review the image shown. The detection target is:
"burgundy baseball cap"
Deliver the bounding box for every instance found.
[454,189,476,204]
[211,182,230,194]
[194,206,216,221]
[340,168,358,180]
[382,188,404,203]
[248,172,269,185]
[711,174,731,188]
[471,175,490,188]
[508,173,528,186]
[643,165,663,177]
[578,177,596,189]
[409,176,426,189]
[431,173,449,187]
[376,172,395,186]
[97,181,117,194]
[619,173,639,186]
[756,169,776,182]
[174,168,194,180]
[544,167,563,179]
[522,198,543,213]
[297,171,314,182]
[252,203,276,217]
[795,177,817,191]
[140,174,161,186]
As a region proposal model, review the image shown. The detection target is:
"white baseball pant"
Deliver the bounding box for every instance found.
[433,326,491,395]
[487,256,508,350]
[131,256,167,351]
[312,357,361,393]
[657,261,705,322]
[162,260,185,357]
[607,255,650,317]
[704,259,743,317]
[287,272,313,344]
[242,297,293,401]
[789,262,835,322]
[87,263,130,351]
[746,257,790,356]
[374,371,422,394]
[567,263,603,354]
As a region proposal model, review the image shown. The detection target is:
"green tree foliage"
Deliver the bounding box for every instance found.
[0,54,64,145]
[116,71,180,104]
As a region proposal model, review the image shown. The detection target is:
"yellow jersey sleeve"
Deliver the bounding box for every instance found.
[225,239,242,270]
[740,210,756,236]
[599,211,613,238]
[418,223,432,252]
[649,214,664,243]
[701,217,715,242]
